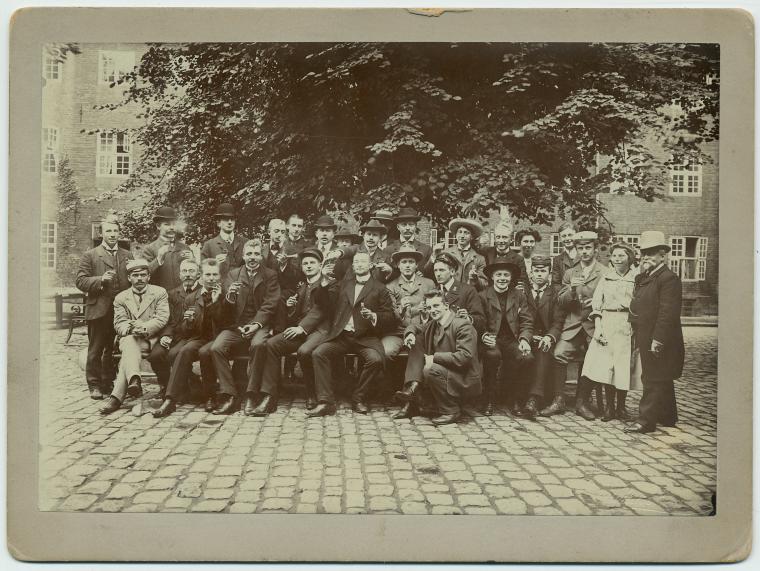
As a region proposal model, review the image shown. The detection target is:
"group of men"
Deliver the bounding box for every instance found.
[76,204,684,431]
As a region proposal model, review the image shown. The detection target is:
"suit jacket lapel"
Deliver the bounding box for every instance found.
[135,288,155,319]
[124,290,139,317]
[97,245,115,270]
[354,279,373,306]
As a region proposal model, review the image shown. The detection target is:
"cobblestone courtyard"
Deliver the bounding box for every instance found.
[38,327,717,516]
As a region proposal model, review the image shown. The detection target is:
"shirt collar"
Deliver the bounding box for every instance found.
[648,263,666,277]
[442,278,455,291]
[438,310,454,328]
[220,231,234,242]
[355,275,370,285]
[307,273,322,285]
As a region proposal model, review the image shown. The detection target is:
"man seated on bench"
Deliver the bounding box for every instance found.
[309,251,397,417]
[100,259,169,415]
[153,259,226,418]
[397,291,482,425]
[244,248,331,417]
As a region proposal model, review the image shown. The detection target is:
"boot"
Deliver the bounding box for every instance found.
[395,381,419,403]
[99,395,121,415]
[252,394,277,417]
[204,393,217,413]
[601,385,616,422]
[522,396,539,420]
[575,377,596,421]
[591,382,604,415]
[152,398,176,418]
[213,394,238,415]
[540,364,568,416]
[615,390,633,421]
[243,393,258,416]
[391,402,417,420]
[539,395,566,417]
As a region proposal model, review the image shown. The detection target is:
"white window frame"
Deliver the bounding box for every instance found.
[549,233,561,257]
[97,131,131,177]
[91,223,103,241]
[612,234,640,249]
[669,235,707,282]
[43,55,62,81]
[99,50,136,85]
[669,156,703,196]
[42,127,59,174]
[429,228,438,248]
[41,222,57,269]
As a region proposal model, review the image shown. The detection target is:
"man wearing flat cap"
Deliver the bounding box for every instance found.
[99,259,170,415]
[625,231,685,434]
[553,230,607,421]
[479,259,534,417]
[75,213,133,399]
[385,207,433,270]
[243,248,331,417]
[200,202,248,281]
[427,218,488,291]
[142,206,195,292]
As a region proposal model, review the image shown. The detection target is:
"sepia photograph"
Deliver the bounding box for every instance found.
[7,7,753,563]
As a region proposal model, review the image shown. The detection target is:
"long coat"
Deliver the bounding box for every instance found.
[557,261,606,341]
[479,287,534,342]
[551,249,581,286]
[222,265,281,329]
[75,244,133,321]
[405,315,482,399]
[629,266,685,380]
[525,283,565,342]
[142,238,194,292]
[112,284,170,341]
[315,275,397,358]
[200,234,248,280]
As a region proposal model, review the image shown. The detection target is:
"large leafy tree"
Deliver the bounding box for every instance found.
[101,42,718,242]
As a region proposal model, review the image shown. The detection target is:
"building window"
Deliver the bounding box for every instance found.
[613,234,640,249]
[99,51,136,84]
[43,56,61,80]
[42,127,59,173]
[443,231,457,249]
[97,131,131,176]
[92,223,102,241]
[428,228,438,248]
[669,236,707,282]
[41,222,57,269]
[669,157,702,196]
[550,233,561,257]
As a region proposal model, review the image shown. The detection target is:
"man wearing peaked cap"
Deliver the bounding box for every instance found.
[142,206,195,292]
[625,230,685,434]
[385,207,433,271]
[200,202,248,280]
[425,217,488,291]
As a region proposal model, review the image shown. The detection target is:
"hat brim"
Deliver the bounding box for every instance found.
[359,225,388,234]
[640,244,670,253]
[449,219,484,238]
[391,251,425,264]
[314,224,338,230]
[214,213,237,218]
[395,215,420,222]
[484,263,521,280]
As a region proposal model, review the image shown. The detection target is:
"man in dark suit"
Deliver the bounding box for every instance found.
[398,291,482,425]
[75,214,133,399]
[244,248,330,416]
[479,260,534,417]
[478,222,528,291]
[384,207,433,270]
[152,259,227,418]
[146,258,201,399]
[551,222,580,286]
[284,213,309,253]
[142,206,195,292]
[201,238,281,414]
[334,219,395,283]
[430,252,486,336]
[200,202,248,280]
[309,251,397,416]
[515,228,542,280]
[625,231,685,434]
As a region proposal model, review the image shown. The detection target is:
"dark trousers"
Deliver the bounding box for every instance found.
[166,339,215,400]
[85,311,116,390]
[146,341,177,389]
[638,374,678,428]
[203,328,269,397]
[527,342,563,400]
[247,330,326,399]
[481,337,534,404]
[423,363,461,416]
[312,332,384,405]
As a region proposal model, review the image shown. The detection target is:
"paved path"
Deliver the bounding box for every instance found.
[39,327,717,515]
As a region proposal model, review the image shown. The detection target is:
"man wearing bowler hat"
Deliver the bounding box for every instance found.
[142,206,195,292]
[625,231,685,434]
[428,218,488,291]
[371,208,397,250]
[479,259,534,417]
[200,202,248,280]
[334,225,362,249]
[385,207,433,269]
[76,213,134,399]
[334,219,395,283]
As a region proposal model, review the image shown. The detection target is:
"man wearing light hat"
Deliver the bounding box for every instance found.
[428,217,488,291]
[142,206,195,292]
[625,231,685,434]
[553,230,607,421]
[200,202,248,280]
[99,259,170,415]
[385,207,433,269]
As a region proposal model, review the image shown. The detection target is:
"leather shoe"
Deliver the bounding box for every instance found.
[539,395,566,417]
[432,413,459,426]
[575,400,596,421]
[204,394,217,413]
[353,402,369,415]
[305,393,317,410]
[391,402,416,420]
[243,394,258,416]
[99,396,121,415]
[482,402,494,417]
[306,403,336,417]
[212,394,238,415]
[152,398,176,418]
[394,381,419,403]
[522,397,539,420]
[89,386,104,400]
[126,376,142,398]
[510,402,524,417]
[623,421,655,434]
[252,395,277,417]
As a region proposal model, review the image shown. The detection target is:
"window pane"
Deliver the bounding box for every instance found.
[685,237,698,257]
[682,259,697,280]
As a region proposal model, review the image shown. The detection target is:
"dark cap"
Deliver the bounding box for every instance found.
[299,247,323,263]
[484,260,521,280]
[531,255,551,269]
[395,207,421,222]
[214,203,237,218]
[335,226,362,244]
[434,252,460,271]
[359,219,389,234]
[313,215,337,230]
[153,206,178,222]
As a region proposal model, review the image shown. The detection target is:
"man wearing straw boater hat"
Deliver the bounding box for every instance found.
[200,202,247,280]
[624,231,685,434]
[142,206,195,292]
[428,217,488,291]
[385,207,433,269]
[553,230,607,421]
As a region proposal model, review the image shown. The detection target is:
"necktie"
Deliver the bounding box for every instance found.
[534,289,542,304]
[135,291,143,308]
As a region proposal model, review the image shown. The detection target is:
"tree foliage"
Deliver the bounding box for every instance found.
[105,42,718,241]
[55,156,82,281]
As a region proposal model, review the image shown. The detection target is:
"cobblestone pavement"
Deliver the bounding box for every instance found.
[39,327,717,515]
